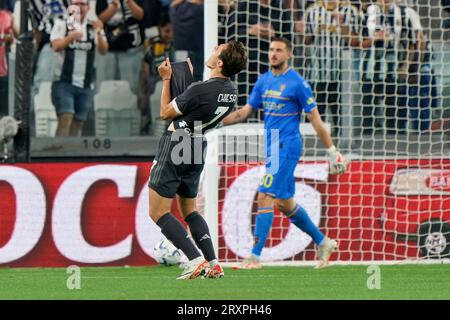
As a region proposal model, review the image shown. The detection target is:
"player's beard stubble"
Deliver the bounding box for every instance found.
[271,61,286,70]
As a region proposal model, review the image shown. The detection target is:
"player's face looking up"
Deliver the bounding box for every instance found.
[206,43,227,70]
[205,40,246,77]
[269,41,291,70]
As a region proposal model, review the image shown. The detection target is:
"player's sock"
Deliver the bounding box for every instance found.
[185,211,217,262]
[286,204,325,245]
[251,207,274,257]
[156,212,202,261]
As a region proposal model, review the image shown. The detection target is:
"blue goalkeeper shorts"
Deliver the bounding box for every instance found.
[258,156,298,200]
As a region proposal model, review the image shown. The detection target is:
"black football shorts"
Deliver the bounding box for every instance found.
[148,132,207,198]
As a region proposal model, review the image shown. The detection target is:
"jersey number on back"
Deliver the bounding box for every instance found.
[194,106,229,131]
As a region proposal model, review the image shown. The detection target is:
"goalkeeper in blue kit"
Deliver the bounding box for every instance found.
[223,37,347,269]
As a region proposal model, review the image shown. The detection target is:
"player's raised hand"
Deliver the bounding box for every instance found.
[327,146,348,174]
[158,57,172,80]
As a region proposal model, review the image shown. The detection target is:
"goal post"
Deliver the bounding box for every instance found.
[202,130,221,256]
[203,0,219,81]
[200,0,450,264]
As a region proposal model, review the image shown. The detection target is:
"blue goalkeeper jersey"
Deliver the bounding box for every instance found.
[248,68,317,160]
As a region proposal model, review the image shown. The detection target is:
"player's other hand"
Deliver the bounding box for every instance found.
[327,146,348,174]
[158,57,172,80]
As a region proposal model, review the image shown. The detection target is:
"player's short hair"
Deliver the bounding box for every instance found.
[219,40,247,77]
[270,37,292,52]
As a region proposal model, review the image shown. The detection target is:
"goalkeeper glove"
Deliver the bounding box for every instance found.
[327,145,348,174]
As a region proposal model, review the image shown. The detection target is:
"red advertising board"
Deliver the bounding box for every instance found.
[0,159,449,267]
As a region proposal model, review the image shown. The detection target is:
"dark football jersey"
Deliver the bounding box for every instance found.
[170,61,194,99]
[149,76,238,198]
[171,77,238,136]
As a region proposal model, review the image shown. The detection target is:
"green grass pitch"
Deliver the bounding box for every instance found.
[0,265,449,300]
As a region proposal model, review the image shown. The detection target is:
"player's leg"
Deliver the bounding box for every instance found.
[175,140,216,278]
[149,188,208,279]
[148,135,208,279]
[271,157,337,267]
[277,198,324,245]
[277,198,337,268]
[252,192,275,259]
[233,191,274,270]
[177,196,223,278]
[274,158,327,244]
[238,156,297,269]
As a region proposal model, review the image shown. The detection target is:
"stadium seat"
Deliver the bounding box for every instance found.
[94,80,140,137]
[34,81,57,137]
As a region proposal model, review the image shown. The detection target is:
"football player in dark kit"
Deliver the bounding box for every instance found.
[148,41,247,280]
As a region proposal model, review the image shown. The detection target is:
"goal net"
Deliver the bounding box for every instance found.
[199,0,450,264]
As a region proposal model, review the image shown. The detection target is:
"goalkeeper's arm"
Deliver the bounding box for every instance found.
[222,104,253,126]
[307,108,348,174]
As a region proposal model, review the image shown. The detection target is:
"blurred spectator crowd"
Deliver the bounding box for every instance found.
[0,0,449,139]
[0,0,204,137]
[217,0,450,141]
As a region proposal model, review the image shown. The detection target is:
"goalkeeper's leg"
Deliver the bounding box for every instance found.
[260,158,327,247]
[251,193,275,261]
[278,198,337,268]
[279,199,325,245]
[233,192,275,270]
